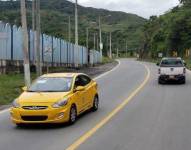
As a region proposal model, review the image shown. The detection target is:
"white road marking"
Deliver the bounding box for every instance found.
[94,60,120,80]
[0,109,9,114]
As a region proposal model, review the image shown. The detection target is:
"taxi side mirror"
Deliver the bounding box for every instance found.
[22,86,27,91]
[156,62,160,66]
[75,86,85,92]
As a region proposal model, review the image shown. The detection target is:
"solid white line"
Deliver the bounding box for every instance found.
[94,60,120,80]
[187,69,191,74]
[0,109,9,114]
[0,60,121,115]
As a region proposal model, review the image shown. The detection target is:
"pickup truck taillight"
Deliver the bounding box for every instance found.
[183,68,186,74]
[158,68,161,74]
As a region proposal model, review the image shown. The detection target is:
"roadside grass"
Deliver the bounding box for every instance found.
[0,74,36,105]
[185,59,191,70]
[0,58,115,106]
[138,58,160,64]
[102,57,115,64]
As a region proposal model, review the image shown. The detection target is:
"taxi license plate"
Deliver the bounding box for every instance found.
[169,75,175,79]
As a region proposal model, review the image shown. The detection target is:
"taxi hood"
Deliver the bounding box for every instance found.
[18,91,71,104]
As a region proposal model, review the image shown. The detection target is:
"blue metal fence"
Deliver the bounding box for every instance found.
[0,21,101,65]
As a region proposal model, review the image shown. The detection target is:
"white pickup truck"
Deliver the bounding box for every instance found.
[157,57,186,84]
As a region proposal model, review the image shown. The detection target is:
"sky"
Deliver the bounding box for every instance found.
[70,0,180,18]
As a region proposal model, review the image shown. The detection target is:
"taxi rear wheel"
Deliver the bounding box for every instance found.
[69,105,77,124]
[92,95,99,112]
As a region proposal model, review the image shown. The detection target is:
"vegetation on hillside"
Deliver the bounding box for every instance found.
[140,0,191,59]
[0,0,146,55]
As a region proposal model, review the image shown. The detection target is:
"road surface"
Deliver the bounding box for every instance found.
[0,59,191,150]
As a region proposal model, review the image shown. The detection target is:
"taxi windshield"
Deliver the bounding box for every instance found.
[28,77,73,92]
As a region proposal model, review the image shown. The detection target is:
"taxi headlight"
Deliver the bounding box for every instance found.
[52,98,68,108]
[12,99,20,108]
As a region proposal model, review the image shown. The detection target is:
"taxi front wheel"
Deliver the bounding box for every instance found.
[69,105,77,124]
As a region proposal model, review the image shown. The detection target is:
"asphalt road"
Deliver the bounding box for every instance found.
[0,59,191,150]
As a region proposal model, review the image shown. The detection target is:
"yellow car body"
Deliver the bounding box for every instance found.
[10,73,99,125]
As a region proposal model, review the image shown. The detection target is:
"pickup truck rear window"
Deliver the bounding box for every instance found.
[160,59,184,67]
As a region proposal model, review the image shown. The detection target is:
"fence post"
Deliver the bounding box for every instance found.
[60,39,62,64]
[51,36,54,67]
[11,25,13,60]
[82,47,83,65]
[28,30,31,62]
[42,34,44,63]
[67,42,69,66]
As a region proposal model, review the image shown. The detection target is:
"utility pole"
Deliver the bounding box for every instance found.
[99,16,103,62]
[96,33,99,50]
[86,28,89,49]
[109,32,112,59]
[75,0,79,67]
[32,0,36,62]
[94,33,96,50]
[92,32,96,66]
[36,0,41,76]
[32,0,35,31]
[126,40,128,57]
[106,35,109,57]
[20,0,31,87]
[68,16,71,43]
[116,48,119,58]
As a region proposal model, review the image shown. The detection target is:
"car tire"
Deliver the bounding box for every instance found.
[182,78,186,84]
[158,78,164,84]
[92,95,99,112]
[69,105,77,125]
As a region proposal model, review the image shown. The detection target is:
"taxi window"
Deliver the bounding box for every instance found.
[75,75,91,87]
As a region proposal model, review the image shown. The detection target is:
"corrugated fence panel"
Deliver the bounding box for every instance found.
[0,22,5,59]
[13,26,23,60]
[53,37,60,63]
[4,23,11,60]
[0,22,11,60]
[29,30,35,62]
[43,34,52,63]
[0,21,102,65]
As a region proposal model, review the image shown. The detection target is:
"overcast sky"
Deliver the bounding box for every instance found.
[70,0,180,18]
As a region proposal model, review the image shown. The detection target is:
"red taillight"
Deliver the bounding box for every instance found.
[183,68,186,74]
[158,68,161,74]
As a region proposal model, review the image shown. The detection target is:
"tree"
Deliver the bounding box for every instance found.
[179,0,191,5]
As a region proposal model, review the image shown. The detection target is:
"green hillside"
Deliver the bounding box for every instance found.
[0,0,146,54]
[140,0,191,59]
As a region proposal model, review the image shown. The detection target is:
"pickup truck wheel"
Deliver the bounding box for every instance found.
[181,78,186,84]
[158,79,164,84]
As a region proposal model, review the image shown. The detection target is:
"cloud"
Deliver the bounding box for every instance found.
[73,0,180,18]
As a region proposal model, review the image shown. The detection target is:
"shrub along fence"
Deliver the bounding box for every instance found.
[0,21,101,74]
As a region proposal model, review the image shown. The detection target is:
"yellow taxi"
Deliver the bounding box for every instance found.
[10,73,99,126]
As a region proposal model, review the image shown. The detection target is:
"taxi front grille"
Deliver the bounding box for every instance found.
[21,116,48,121]
[22,106,48,110]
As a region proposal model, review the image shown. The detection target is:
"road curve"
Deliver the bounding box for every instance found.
[0,59,148,150]
[78,60,191,150]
